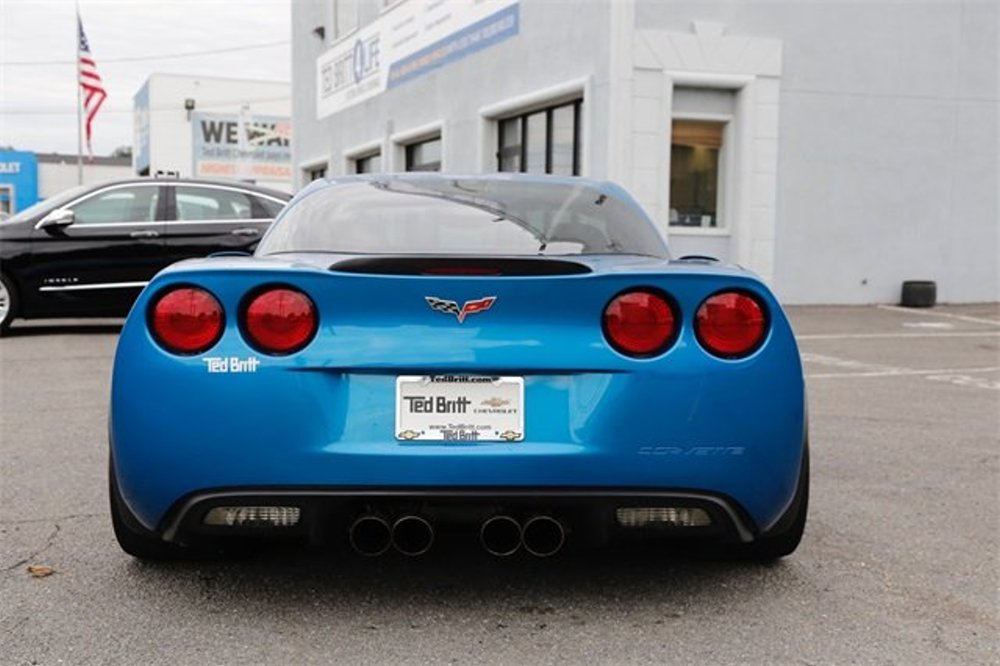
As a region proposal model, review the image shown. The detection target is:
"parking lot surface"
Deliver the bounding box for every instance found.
[1,305,997,665]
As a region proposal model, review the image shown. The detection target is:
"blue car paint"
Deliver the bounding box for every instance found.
[110,253,806,535]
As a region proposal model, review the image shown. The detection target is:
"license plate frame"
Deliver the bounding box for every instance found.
[395,375,524,442]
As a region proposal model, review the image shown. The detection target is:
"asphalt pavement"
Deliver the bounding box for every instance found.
[1,305,997,665]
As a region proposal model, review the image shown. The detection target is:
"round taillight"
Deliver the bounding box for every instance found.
[695,291,767,358]
[150,287,224,354]
[602,290,676,357]
[243,287,317,354]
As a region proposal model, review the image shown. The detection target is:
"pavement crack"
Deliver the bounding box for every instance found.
[4,522,61,572]
[1,512,103,526]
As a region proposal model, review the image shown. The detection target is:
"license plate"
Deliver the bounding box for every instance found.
[395,375,524,442]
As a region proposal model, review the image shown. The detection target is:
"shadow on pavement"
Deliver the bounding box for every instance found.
[5,322,123,337]
[121,540,802,609]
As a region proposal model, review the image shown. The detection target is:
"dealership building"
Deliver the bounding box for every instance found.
[291,0,997,304]
[132,73,293,191]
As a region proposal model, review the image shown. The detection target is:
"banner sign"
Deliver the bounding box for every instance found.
[191,111,292,181]
[317,0,519,118]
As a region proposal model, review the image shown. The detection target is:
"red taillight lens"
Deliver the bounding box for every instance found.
[151,287,224,354]
[243,287,317,354]
[602,290,676,356]
[695,291,767,358]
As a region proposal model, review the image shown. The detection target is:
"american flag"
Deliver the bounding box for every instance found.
[78,15,107,158]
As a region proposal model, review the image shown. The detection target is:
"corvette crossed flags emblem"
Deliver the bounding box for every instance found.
[425,296,496,323]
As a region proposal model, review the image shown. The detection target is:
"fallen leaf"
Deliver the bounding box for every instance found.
[26,564,55,578]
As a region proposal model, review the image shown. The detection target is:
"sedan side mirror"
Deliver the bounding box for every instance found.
[38,208,76,229]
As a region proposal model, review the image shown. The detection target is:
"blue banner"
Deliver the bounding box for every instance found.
[387,4,519,90]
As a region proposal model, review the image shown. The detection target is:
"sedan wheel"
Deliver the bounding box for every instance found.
[0,274,16,334]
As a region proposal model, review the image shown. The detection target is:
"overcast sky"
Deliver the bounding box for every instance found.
[0,0,291,156]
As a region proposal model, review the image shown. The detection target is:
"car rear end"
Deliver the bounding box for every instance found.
[109,175,807,559]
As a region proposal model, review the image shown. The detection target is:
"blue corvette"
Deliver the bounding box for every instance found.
[109,173,808,561]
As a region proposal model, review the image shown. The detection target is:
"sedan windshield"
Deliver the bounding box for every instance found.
[257,176,668,258]
[4,184,91,224]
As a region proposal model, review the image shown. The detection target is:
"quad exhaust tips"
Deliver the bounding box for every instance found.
[350,512,564,557]
[480,514,566,558]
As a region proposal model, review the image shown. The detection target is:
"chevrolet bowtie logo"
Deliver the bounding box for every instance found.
[482,397,510,408]
[425,296,497,323]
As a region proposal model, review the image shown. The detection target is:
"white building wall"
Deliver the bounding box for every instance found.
[634,0,999,304]
[143,74,291,190]
[291,0,334,180]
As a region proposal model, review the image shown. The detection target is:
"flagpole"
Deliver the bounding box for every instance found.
[76,1,83,185]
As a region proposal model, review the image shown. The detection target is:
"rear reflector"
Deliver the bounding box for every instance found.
[243,287,317,354]
[616,507,712,528]
[695,291,767,358]
[602,290,676,357]
[203,506,301,528]
[150,287,224,355]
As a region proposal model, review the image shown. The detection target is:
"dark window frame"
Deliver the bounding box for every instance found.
[497,99,582,176]
[354,152,382,174]
[404,136,442,172]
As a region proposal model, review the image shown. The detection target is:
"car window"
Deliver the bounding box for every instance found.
[258,177,668,258]
[5,184,91,223]
[70,187,159,225]
[254,196,285,218]
[175,186,255,221]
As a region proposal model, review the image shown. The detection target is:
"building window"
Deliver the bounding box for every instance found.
[497,99,581,176]
[669,120,725,228]
[306,165,327,182]
[354,152,381,174]
[669,87,735,229]
[404,136,441,172]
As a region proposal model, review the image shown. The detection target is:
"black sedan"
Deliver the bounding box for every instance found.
[0,178,290,333]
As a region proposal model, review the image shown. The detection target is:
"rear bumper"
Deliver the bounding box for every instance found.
[159,486,757,546]
[112,428,806,537]
[110,366,807,533]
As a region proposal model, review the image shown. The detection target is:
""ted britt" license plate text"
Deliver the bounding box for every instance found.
[403,395,471,413]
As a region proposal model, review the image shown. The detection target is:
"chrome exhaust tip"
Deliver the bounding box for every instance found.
[349,515,392,557]
[480,515,522,557]
[392,515,435,556]
[521,515,565,557]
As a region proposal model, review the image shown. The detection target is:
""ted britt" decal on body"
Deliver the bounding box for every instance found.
[202,356,261,373]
